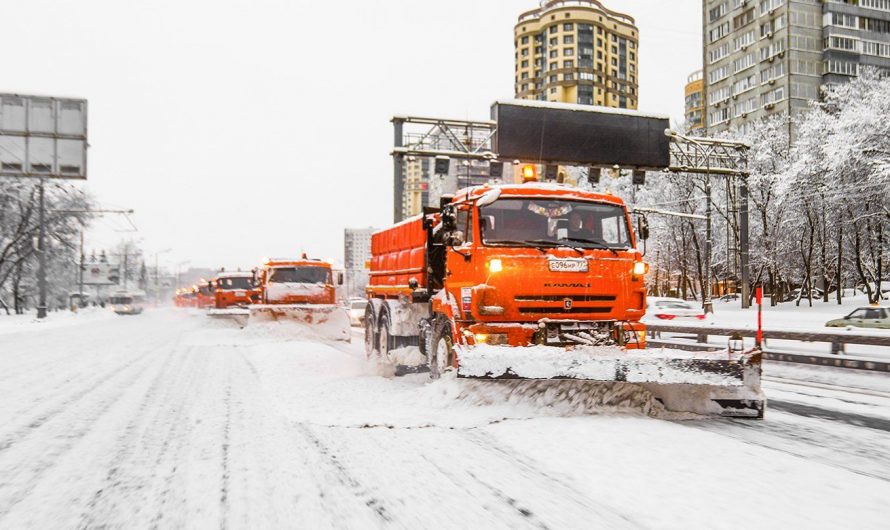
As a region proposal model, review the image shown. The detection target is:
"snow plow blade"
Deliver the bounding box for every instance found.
[207,307,250,327]
[457,346,764,418]
[248,304,351,342]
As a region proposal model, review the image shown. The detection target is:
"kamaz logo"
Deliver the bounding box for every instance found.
[563,298,573,310]
[544,283,590,288]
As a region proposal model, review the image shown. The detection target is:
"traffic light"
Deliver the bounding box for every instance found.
[434,156,450,175]
[587,167,600,184]
[489,161,504,178]
[632,170,646,186]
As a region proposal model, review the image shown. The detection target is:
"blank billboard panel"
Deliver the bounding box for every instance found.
[0,94,87,179]
[491,100,670,169]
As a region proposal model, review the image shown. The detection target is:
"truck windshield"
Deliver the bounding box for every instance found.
[217,277,254,290]
[479,198,631,249]
[269,266,330,284]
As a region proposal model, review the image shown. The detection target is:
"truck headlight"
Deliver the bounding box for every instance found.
[633,262,647,276]
[475,333,508,345]
[488,259,503,273]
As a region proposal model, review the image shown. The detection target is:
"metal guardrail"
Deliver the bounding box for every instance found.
[646,323,890,373]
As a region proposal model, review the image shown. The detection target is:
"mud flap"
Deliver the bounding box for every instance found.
[456,346,765,418]
[248,304,352,342]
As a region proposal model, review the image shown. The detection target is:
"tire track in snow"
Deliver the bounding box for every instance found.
[0,348,156,455]
[676,416,890,483]
[456,429,645,528]
[235,349,396,526]
[74,345,205,529]
[0,348,164,522]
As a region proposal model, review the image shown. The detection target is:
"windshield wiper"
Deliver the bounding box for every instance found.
[558,237,619,256]
[527,239,585,256]
[487,240,548,254]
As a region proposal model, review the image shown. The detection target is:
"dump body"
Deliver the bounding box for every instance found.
[364,182,764,418]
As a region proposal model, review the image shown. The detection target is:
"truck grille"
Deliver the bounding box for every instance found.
[518,306,613,315]
[515,294,616,302]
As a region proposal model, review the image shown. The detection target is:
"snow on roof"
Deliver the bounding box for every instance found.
[493,99,670,121]
[216,271,252,278]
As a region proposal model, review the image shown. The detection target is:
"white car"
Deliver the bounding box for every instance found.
[646,297,706,321]
[348,298,368,327]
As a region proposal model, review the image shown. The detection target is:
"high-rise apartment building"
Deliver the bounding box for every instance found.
[685,70,705,134]
[401,157,429,220]
[344,228,375,299]
[703,0,890,136]
[515,0,640,108]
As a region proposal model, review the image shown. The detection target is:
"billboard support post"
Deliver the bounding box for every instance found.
[37,179,47,318]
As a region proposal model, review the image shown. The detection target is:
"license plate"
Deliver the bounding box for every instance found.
[548,259,588,272]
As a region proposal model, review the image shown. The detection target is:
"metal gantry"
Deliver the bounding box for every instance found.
[391,116,753,308]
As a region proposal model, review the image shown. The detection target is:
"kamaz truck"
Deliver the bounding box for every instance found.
[364,183,764,417]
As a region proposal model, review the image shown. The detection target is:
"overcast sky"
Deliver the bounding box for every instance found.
[2,0,702,271]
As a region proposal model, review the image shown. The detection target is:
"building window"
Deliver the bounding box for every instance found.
[564,73,574,81]
[549,62,557,70]
[550,25,558,34]
[550,87,557,93]
[564,35,574,44]
[564,48,574,56]
[550,50,558,58]
[549,75,557,83]
[521,60,529,68]
[521,48,529,56]
[521,36,529,44]
[550,37,558,46]
[564,60,574,68]
[564,23,573,31]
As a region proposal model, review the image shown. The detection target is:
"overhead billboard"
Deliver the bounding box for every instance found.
[0,94,88,179]
[491,100,670,169]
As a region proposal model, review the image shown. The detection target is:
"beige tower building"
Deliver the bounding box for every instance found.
[514,0,640,108]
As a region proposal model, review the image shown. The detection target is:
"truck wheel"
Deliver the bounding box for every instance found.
[364,317,377,358]
[378,314,394,360]
[428,319,453,380]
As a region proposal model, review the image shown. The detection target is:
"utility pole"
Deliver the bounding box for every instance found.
[37,179,48,318]
[704,173,714,315]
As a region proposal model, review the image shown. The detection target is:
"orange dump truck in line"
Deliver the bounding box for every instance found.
[212,271,257,309]
[248,255,351,341]
[364,182,764,418]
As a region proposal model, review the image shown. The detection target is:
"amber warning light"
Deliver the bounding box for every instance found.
[521,164,537,182]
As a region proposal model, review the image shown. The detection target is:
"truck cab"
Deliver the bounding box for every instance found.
[212,271,256,309]
[256,256,342,305]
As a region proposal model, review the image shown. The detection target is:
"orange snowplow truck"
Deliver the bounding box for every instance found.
[212,271,256,309]
[366,184,646,360]
[365,182,764,417]
[248,256,351,341]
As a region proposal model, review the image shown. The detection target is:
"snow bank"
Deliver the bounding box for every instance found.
[0,307,118,337]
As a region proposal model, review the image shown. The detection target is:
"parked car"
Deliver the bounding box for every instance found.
[825,306,890,330]
[645,297,706,321]
[348,298,368,327]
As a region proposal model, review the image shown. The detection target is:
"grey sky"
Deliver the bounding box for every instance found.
[2,0,701,271]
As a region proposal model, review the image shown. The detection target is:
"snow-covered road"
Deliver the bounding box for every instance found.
[1,309,889,529]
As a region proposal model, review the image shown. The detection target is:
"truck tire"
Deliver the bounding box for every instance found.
[364,306,378,358]
[378,313,395,360]
[428,318,453,380]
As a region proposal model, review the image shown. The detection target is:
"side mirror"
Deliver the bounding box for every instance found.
[638,216,650,241]
[448,231,465,247]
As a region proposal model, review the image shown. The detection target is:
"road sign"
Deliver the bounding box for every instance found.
[0,94,88,180]
[83,262,120,286]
